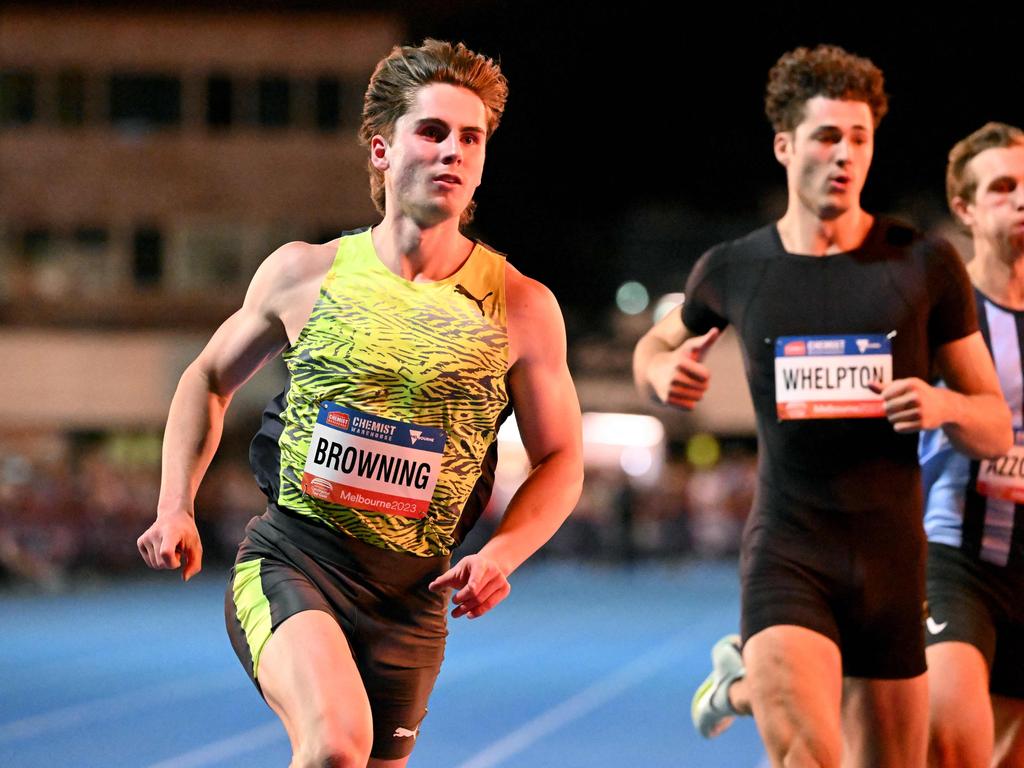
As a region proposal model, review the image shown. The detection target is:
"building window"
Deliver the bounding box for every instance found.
[74,226,109,253]
[110,74,181,129]
[133,227,163,286]
[19,228,52,262]
[57,70,87,126]
[0,69,36,126]
[206,74,232,129]
[315,76,341,132]
[257,76,290,128]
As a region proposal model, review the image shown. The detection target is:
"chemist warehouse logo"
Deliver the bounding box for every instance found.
[327,412,350,430]
[782,338,882,357]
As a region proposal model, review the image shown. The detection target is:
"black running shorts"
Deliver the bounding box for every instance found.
[225,506,450,759]
[926,541,1024,699]
[741,506,928,679]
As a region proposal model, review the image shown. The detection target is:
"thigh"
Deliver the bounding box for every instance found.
[258,609,374,763]
[993,695,1024,768]
[841,674,928,768]
[745,624,843,768]
[924,641,993,768]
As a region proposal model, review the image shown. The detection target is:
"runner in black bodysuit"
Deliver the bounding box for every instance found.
[635,45,1011,768]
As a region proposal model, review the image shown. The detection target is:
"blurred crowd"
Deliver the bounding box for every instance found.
[0,430,756,589]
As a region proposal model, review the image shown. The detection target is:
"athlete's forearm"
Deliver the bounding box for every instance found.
[476,450,583,575]
[941,390,1012,460]
[156,362,233,518]
[632,332,676,399]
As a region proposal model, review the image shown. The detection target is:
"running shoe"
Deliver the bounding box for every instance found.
[691,633,744,738]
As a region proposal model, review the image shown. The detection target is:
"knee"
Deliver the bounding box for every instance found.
[294,731,372,768]
[929,722,987,768]
[779,735,840,768]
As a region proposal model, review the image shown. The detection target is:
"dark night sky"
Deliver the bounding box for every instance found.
[388,3,1024,320]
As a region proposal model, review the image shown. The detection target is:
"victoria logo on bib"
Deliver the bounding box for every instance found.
[301,402,447,519]
[774,334,892,420]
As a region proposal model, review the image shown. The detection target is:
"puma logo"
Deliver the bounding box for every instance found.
[454,284,493,316]
[393,726,418,738]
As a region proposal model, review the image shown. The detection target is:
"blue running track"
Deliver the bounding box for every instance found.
[0,561,766,767]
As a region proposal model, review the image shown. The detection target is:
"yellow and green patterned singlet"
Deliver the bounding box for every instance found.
[251,228,511,557]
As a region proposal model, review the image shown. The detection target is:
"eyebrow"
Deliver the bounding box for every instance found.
[987,175,1017,188]
[415,117,486,135]
[812,124,870,133]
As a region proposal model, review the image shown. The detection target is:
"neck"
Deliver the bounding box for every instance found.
[371,212,472,282]
[776,204,873,256]
[968,237,1024,310]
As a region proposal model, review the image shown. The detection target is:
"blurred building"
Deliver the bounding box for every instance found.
[0,6,401,330]
[1,7,403,431]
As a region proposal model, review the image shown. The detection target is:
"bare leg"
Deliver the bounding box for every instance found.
[993,694,1024,768]
[257,610,374,768]
[841,674,928,768]
[744,625,843,768]
[729,676,753,715]
[925,641,992,768]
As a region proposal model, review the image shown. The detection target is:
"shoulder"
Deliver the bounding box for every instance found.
[244,239,339,328]
[872,216,958,261]
[504,262,566,365]
[505,261,561,325]
[257,239,338,291]
[693,224,775,273]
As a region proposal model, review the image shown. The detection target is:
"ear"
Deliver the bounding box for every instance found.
[369,135,390,172]
[773,132,792,167]
[951,195,975,229]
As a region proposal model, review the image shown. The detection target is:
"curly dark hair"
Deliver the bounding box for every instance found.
[765,45,888,133]
[946,122,1024,213]
[359,39,509,226]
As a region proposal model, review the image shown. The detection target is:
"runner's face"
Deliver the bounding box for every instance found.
[959,145,1024,254]
[379,83,487,226]
[777,97,874,220]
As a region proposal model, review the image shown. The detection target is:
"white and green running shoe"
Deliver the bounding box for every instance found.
[691,633,744,738]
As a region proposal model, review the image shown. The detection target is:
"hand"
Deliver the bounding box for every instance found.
[137,510,204,581]
[652,327,721,410]
[869,378,950,433]
[428,553,510,619]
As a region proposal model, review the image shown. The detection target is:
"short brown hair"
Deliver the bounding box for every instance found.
[359,39,509,225]
[765,45,888,133]
[946,122,1024,212]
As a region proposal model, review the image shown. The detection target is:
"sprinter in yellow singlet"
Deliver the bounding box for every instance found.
[137,40,583,768]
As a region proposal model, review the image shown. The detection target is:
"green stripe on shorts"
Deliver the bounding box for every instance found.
[232,558,273,679]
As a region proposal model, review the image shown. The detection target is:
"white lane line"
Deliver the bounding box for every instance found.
[451,630,693,768]
[144,722,284,768]
[134,651,489,768]
[0,673,242,744]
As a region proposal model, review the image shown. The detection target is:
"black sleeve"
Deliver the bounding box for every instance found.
[926,236,978,349]
[682,245,730,334]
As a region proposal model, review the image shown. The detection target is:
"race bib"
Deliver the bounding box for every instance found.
[301,402,447,519]
[774,334,892,420]
[976,430,1024,502]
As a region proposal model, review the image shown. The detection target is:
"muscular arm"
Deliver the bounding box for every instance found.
[137,242,331,579]
[429,270,584,617]
[632,304,720,410]
[933,332,1012,458]
[875,332,1011,459]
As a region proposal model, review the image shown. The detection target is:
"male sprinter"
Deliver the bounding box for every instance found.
[634,45,1011,767]
[137,40,583,768]
[921,123,1024,768]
